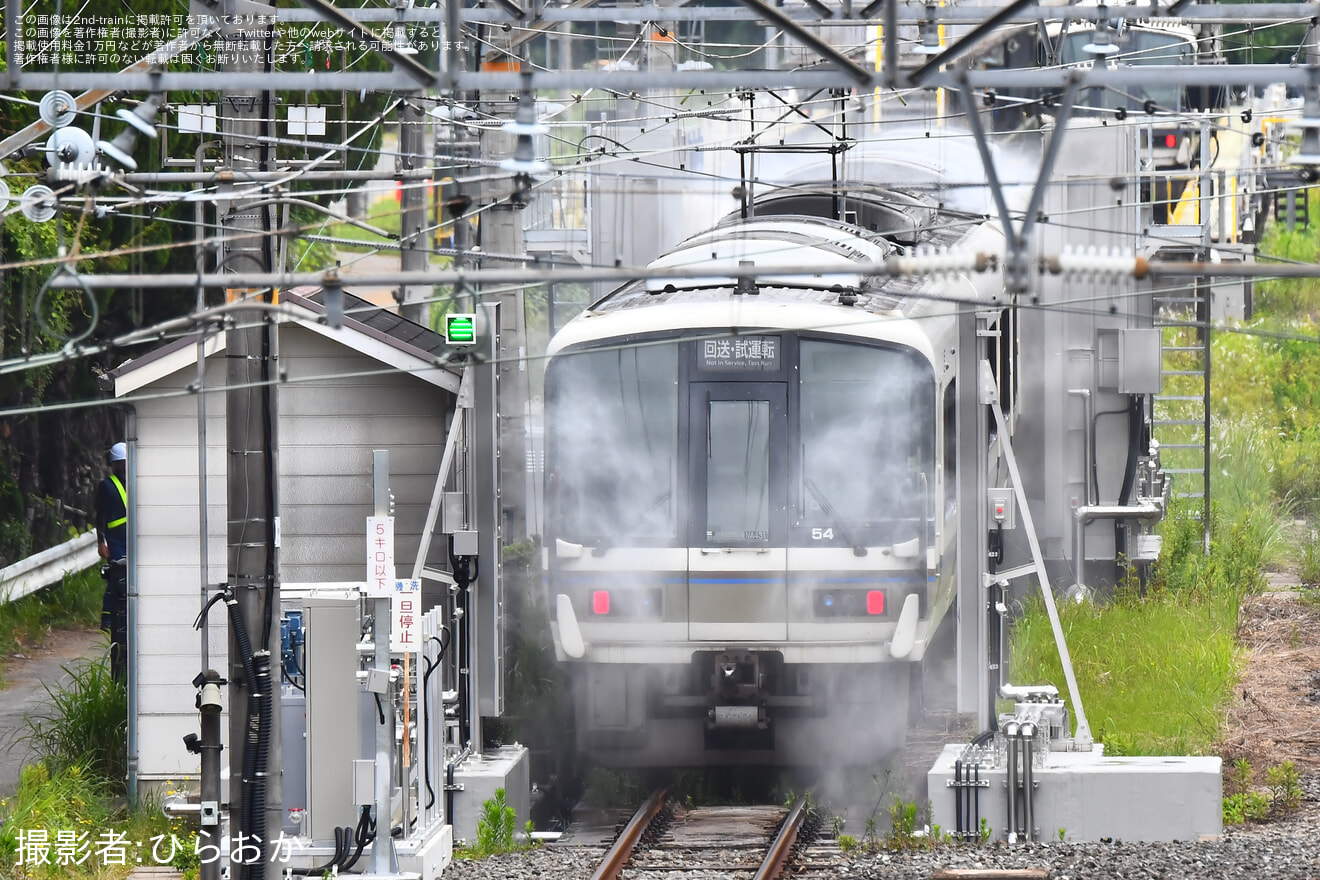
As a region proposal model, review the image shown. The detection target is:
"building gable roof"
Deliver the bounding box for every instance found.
[112,288,461,397]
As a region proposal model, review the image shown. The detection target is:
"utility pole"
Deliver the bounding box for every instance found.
[220,2,281,875]
[478,55,529,541]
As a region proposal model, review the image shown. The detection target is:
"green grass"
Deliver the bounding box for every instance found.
[322,194,453,262]
[1011,454,1270,756]
[0,567,103,687]
[0,763,199,880]
[1011,512,1249,756]
[0,762,111,878]
[1009,205,1320,758]
[324,197,404,252]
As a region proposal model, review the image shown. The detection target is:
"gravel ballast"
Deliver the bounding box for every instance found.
[442,797,1320,880]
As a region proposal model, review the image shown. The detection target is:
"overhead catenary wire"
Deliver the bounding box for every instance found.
[2,8,1311,365]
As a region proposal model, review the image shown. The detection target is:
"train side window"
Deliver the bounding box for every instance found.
[798,339,935,535]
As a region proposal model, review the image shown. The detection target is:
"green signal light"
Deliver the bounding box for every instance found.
[445,314,477,345]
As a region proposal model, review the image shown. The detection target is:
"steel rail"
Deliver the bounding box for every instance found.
[590,787,668,880]
[753,796,809,880]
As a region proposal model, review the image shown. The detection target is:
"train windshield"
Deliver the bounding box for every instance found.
[1061,29,1192,113]
[798,340,934,535]
[706,400,772,543]
[546,343,679,541]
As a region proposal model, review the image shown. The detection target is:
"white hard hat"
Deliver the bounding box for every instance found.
[109,442,127,462]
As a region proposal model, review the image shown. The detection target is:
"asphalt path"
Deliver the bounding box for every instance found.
[0,627,104,798]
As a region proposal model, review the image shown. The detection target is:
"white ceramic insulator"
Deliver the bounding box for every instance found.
[1054,246,1139,278]
[888,246,981,277]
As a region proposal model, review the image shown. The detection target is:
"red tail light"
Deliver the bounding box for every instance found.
[867,591,885,615]
[592,591,610,615]
[1164,133,1178,149]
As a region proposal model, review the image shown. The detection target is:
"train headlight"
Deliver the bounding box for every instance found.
[585,588,664,618]
[813,588,889,617]
[866,590,885,615]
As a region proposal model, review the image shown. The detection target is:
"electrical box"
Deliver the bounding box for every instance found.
[1118,328,1162,394]
[988,488,1016,529]
[1098,328,1163,394]
[303,597,362,842]
[452,529,479,557]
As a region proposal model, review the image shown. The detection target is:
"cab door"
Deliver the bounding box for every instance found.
[687,383,788,641]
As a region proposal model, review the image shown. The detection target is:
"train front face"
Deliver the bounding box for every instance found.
[544,311,946,767]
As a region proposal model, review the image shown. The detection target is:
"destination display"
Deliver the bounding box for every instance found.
[698,336,781,371]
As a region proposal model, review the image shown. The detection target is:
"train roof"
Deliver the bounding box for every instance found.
[546,206,1004,360]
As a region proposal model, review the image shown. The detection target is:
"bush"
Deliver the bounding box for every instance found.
[1266,760,1303,814]
[457,788,533,859]
[1223,790,1271,825]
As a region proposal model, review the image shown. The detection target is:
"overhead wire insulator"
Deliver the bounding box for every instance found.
[19,185,57,223]
[38,90,78,128]
[1042,246,1149,279]
[886,247,995,278]
[53,163,111,186]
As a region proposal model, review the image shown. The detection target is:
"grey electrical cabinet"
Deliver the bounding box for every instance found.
[303,597,362,842]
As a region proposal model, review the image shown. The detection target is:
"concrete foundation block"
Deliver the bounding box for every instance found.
[929,744,1222,843]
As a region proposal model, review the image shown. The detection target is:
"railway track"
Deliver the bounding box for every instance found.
[588,789,812,880]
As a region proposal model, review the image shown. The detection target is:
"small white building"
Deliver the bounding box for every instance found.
[111,290,460,789]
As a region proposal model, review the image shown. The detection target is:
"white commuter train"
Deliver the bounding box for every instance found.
[541,149,1008,766]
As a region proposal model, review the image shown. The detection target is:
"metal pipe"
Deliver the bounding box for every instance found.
[989,387,1092,746]
[195,140,216,672]
[42,254,996,290]
[163,802,203,816]
[883,0,897,89]
[973,763,980,840]
[121,168,438,185]
[954,760,963,838]
[198,672,224,880]
[1067,390,1094,506]
[294,0,436,87]
[1021,722,1035,843]
[731,0,872,86]
[119,404,140,804]
[1073,503,1163,592]
[1004,721,1018,843]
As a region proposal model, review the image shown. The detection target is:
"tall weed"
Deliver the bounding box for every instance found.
[1254,189,1320,319]
[16,649,127,789]
[0,762,110,875]
[1012,498,1256,756]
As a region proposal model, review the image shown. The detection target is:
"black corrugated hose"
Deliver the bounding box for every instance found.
[225,596,261,880]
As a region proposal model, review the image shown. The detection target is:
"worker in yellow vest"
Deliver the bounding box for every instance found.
[95,442,128,682]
